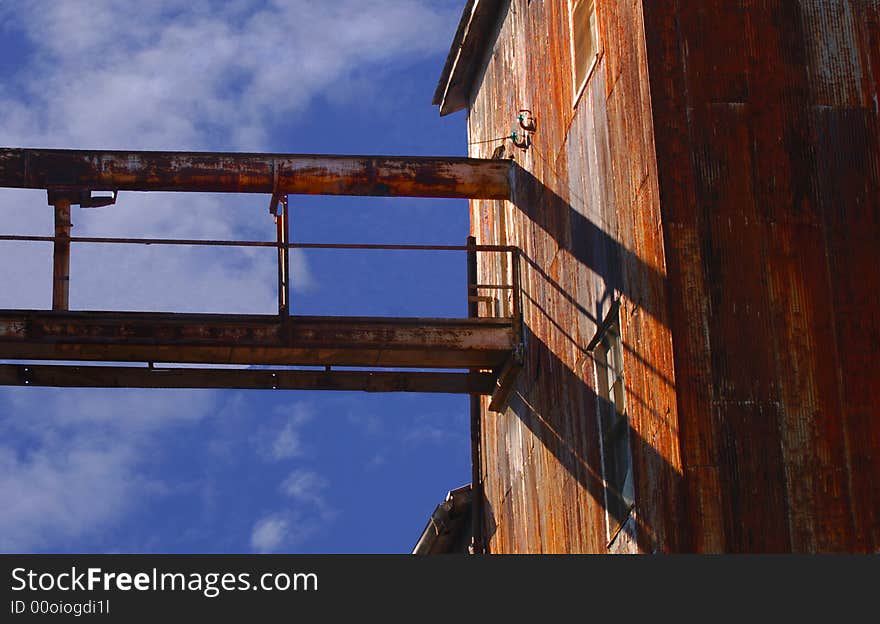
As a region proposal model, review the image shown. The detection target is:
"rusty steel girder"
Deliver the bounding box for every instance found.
[0,311,515,369]
[0,148,512,199]
[0,364,497,394]
[0,148,520,394]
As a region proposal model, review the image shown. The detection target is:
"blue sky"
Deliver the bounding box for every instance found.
[0,0,474,553]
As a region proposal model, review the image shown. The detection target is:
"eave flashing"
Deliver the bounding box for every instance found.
[433,0,504,117]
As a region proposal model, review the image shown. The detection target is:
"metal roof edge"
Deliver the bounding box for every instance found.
[433,0,504,117]
[412,484,473,555]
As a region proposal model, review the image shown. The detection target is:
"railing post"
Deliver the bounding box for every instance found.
[276,195,291,318]
[467,236,478,319]
[511,247,522,332]
[51,195,72,311]
[466,235,485,554]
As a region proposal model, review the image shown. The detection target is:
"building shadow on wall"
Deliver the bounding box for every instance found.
[510,163,669,324]
[481,327,683,553]
[479,164,682,552]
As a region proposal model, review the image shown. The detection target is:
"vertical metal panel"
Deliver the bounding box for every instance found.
[467,0,681,553]
[643,0,880,552]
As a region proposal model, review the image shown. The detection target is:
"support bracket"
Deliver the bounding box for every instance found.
[488,343,524,413]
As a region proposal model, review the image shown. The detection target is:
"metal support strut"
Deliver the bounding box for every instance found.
[51,195,71,311]
[467,235,485,555]
[274,194,291,317]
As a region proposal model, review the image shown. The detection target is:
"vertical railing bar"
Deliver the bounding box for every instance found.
[467,235,479,319]
[282,195,291,317]
[466,235,485,555]
[274,195,291,318]
[511,247,522,324]
[51,195,71,311]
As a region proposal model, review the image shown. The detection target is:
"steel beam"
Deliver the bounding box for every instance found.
[0,311,514,369]
[0,148,512,199]
[0,364,497,394]
[488,349,523,412]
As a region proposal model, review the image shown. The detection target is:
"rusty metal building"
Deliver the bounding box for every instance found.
[1,0,877,556]
[435,0,880,553]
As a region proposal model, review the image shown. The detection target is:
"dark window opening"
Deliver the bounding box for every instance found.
[569,0,600,102]
[591,304,634,543]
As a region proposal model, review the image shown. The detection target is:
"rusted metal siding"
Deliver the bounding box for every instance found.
[644,1,880,552]
[464,0,878,553]
[467,0,682,553]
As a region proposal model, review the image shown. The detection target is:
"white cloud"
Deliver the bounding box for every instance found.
[249,468,334,553]
[402,411,469,448]
[2,387,213,445]
[271,423,307,460]
[0,0,461,552]
[347,411,384,436]
[366,453,387,470]
[249,508,328,554]
[281,469,330,505]
[0,388,219,551]
[250,514,289,554]
[403,424,458,445]
[0,0,458,312]
[1,0,459,151]
[0,445,134,552]
[258,403,314,461]
[280,468,335,521]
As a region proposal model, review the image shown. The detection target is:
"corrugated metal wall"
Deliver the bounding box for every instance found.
[467,0,879,553]
[468,0,682,553]
[644,0,880,552]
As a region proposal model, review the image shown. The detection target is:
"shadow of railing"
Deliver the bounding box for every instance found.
[511,163,670,324]
[480,327,683,553]
[476,163,683,552]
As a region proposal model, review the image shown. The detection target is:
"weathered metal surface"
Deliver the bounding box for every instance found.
[460,0,680,554]
[487,350,522,413]
[643,1,880,553]
[467,235,486,554]
[0,235,517,253]
[276,195,291,316]
[51,197,71,311]
[0,311,515,369]
[0,364,496,394]
[0,148,512,199]
[453,0,879,553]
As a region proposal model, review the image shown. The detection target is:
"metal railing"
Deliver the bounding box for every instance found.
[0,234,521,320]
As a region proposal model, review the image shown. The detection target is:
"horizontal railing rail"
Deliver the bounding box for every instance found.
[0,233,520,320]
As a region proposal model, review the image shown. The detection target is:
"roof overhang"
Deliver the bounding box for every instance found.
[412,485,473,555]
[433,0,504,117]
